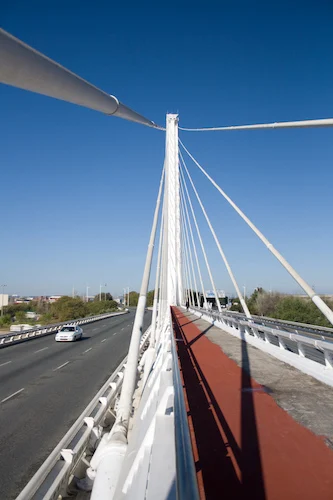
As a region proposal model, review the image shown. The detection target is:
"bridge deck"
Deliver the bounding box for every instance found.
[172,307,333,500]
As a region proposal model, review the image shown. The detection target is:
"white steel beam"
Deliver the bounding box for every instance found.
[0,28,160,129]
[165,114,182,305]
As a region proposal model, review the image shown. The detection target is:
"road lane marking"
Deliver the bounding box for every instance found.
[83,348,92,353]
[113,332,118,336]
[53,361,70,371]
[92,328,98,331]
[0,361,12,368]
[101,339,106,343]
[121,328,124,331]
[1,388,25,404]
[34,347,48,353]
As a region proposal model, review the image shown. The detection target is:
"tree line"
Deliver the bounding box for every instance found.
[0,294,119,327]
[230,288,333,328]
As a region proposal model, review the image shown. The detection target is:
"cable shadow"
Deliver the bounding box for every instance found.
[187,324,214,346]
[172,309,267,500]
[239,329,266,499]
[172,310,242,499]
[179,317,201,328]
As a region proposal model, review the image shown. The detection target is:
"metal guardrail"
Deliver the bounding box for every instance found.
[0,311,128,348]
[190,306,333,387]
[171,329,199,500]
[223,310,333,339]
[16,326,151,500]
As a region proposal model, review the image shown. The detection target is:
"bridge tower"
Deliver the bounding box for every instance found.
[164,113,182,306]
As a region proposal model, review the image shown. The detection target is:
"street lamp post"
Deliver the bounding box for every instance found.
[86,285,89,303]
[1,284,7,317]
[243,285,246,301]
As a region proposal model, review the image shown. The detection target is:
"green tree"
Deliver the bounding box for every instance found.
[246,287,265,315]
[146,290,154,307]
[128,291,139,307]
[0,314,12,327]
[275,296,332,327]
[93,293,114,302]
[230,298,242,312]
[51,296,88,322]
[255,292,284,317]
[87,300,118,315]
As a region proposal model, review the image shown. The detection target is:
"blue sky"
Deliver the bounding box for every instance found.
[1,1,333,298]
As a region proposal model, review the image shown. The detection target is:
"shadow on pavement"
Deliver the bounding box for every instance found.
[172,309,266,500]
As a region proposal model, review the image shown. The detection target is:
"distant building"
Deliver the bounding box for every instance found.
[48,296,62,303]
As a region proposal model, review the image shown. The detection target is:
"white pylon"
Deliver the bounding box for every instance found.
[164,114,182,305]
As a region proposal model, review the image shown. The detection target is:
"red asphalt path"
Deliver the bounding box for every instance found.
[172,307,333,500]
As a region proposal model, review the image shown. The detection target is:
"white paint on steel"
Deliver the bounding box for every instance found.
[180,151,251,318]
[111,166,164,443]
[180,140,333,326]
[179,162,218,311]
[179,117,333,132]
[0,29,160,129]
[180,182,203,307]
[191,307,333,388]
[165,114,181,306]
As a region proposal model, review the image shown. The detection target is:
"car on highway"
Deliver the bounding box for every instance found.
[55,325,83,342]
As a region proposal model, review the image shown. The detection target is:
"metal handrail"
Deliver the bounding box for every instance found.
[0,311,128,347]
[191,306,333,338]
[16,326,151,500]
[171,328,199,500]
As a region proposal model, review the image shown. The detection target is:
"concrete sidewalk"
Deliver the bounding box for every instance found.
[172,307,333,500]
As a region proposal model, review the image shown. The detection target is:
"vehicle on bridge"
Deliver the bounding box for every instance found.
[55,325,83,342]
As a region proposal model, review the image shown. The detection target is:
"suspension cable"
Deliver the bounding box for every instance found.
[180,151,251,318]
[179,139,333,326]
[179,117,333,132]
[180,179,202,307]
[179,156,222,313]
[180,190,198,306]
[151,194,165,347]
[180,202,194,306]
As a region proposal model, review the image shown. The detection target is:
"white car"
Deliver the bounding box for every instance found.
[55,325,83,342]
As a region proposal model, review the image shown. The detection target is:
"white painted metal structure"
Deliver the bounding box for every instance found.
[2,27,333,500]
[190,306,333,388]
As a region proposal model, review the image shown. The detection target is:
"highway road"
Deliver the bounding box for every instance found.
[0,309,152,500]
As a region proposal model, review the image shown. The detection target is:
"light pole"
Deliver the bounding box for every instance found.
[1,284,7,317]
[243,285,246,301]
[86,285,89,303]
[104,283,107,301]
[99,284,102,302]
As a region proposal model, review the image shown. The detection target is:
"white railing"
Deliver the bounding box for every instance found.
[0,311,128,348]
[224,309,333,339]
[190,307,333,388]
[16,326,150,500]
[96,312,198,500]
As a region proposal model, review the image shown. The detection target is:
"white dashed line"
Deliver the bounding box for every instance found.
[34,347,48,354]
[53,361,69,371]
[1,388,25,404]
[93,328,98,331]
[0,361,12,368]
[121,328,124,331]
[113,332,118,336]
[83,348,92,353]
[101,339,107,343]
